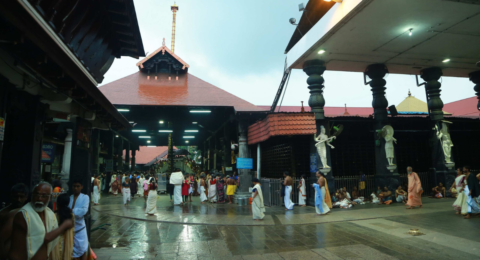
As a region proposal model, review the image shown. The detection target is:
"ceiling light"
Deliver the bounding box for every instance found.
[129,121,134,124]
[192,122,198,124]
[183,136,195,139]
[115,135,119,138]
[158,130,173,133]
[132,130,146,132]
[408,28,413,36]
[185,140,189,143]
[185,130,198,133]
[318,49,326,54]
[147,140,151,143]
[139,136,151,138]
[159,120,164,124]
[147,145,157,147]
[117,108,129,112]
[189,110,211,113]
[442,58,450,63]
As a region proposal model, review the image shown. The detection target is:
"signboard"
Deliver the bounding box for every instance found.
[310,153,317,173]
[41,143,56,163]
[225,167,233,171]
[236,158,253,169]
[0,117,5,141]
[105,159,113,172]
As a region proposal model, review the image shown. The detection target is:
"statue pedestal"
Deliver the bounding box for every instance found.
[445,162,455,170]
[319,168,331,174]
[386,165,397,173]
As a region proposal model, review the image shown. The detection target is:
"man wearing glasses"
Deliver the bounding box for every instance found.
[69,179,90,260]
[8,181,73,260]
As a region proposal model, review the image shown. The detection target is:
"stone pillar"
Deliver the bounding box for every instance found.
[223,123,232,175]
[104,131,114,192]
[303,59,334,192]
[168,133,174,173]
[365,64,400,192]
[116,137,123,172]
[125,142,130,172]
[60,129,73,191]
[208,138,212,171]
[91,129,100,178]
[214,133,218,171]
[421,67,449,184]
[237,120,252,196]
[131,149,136,171]
[469,70,480,112]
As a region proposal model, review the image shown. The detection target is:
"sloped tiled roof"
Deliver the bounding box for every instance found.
[99,72,262,112]
[257,106,374,116]
[443,96,479,117]
[125,146,176,165]
[248,113,316,145]
[135,40,189,69]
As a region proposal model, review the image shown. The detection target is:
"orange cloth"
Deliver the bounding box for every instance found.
[324,182,332,208]
[53,187,61,193]
[406,172,422,207]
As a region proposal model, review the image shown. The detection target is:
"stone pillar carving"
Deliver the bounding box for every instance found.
[125,142,130,172]
[303,59,326,120]
[469,70,480,112]
[420,67,444,121]
[365,64,389,122]
[116,137,123,171]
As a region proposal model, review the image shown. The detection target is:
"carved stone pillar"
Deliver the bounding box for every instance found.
[131,149,136,172]
[116,137,123,172]
[91,129,100,178]
[303,59,326,120]
[420,67,444,121]
[365,64,389,123]
[125,142,130,172]
[237,120,252,195]
[469,70,480,112]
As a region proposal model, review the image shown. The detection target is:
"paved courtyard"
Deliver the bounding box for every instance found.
[90,194,480,260]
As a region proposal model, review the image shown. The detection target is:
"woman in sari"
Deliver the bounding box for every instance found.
[251,178,265,220]
[452,168,466,214]
[208,175,217,203]
[52,193,75,260]
[462,166,480,219]
[146,177,157,215]
[217,175,225,203]
[130,175,138,199]
[298,175,306,207]
[111,177,119,196]
[182,175,190,203]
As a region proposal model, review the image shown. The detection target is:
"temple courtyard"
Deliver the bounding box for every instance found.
[90,195,480,260]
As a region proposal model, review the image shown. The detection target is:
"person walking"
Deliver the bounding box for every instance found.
[208,175,217,203]
[122,177,131,206]
[406,166,423,209]
[251,178,265,220]
[312,172,330,215]
[298,175,306,207]
[93,175,100,205]
[284,173,295,210]
[145,178,157,216]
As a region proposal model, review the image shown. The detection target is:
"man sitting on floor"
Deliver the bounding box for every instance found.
[431,183,446,198]
[378,186,393,205]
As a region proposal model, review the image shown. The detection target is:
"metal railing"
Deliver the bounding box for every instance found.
[260,178,311,206]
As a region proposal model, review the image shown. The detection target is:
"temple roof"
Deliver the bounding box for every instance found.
[99,71,262,111]
[135,39,189,70]
[443,96,479,117]
[396,92,450,114]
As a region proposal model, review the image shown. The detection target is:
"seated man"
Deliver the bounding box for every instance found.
[431,183,446,198]
[8,182,73,260]
[379,186,393,205]
[351,187,364,204]
[395,185,407,203]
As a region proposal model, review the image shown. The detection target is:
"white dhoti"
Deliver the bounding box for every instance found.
[174,185,182,205]
[284,185,295,210]
[208,184,217,202]
[200,186,208,202]
[146,190,157,214]
[123,187,131,205]
[252,184,265,220]
[299,179,306,205]
[93,186,99,204]
[315,186,330,214]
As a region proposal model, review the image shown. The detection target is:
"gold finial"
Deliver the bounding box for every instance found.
[171,3,179,53]
[408,89,411,97]
[162,38,165,47]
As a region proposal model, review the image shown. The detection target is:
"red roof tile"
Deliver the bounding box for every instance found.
[248,113,316,145]
[443,96,479,117]
[124,146,176,165]
[99,72,262,112]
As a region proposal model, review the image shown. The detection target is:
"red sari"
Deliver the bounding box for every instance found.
[182,179,189,196]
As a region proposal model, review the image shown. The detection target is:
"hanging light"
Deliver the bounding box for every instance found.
[132,130,146,133]
[409,28,413,36]
[442,58,450,63]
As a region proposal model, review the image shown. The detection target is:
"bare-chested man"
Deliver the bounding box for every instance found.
[0,183,28,259]
[8,182,73,260]
[226,176,236,204]
[312,172,330,215]
[283,173,294,210]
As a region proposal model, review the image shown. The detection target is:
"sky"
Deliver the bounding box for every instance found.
[101,0,476,108]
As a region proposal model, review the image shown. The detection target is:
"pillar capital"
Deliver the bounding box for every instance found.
[365,64,389,122]
[469,70,480,111]
[303,59,326,120]
[420,67,444,121]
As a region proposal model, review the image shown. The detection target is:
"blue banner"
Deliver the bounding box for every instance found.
[236,158,253,169]
[310,153,317,173]
[42,143,56,163]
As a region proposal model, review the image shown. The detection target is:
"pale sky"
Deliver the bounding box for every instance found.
[101,0,475,108]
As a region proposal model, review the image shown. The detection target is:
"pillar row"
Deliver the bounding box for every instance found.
[420,67,444,121]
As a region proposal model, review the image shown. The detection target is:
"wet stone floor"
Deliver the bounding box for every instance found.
[90,194,480,259]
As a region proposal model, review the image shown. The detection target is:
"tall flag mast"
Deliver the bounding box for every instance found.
[171,2,179,53]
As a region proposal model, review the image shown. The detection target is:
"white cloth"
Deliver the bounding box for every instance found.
[109,175,116,193]
[299,179,306,205]
[252,184,265,219]
[19,203,59,260]
[93,186,99,204]
[68,193,89,258]
[208,182,217,202]
[146,190,157,214]
[346,192,351,199]
[123,187,131,205]
[284,185,295,210]
[371,193,380,204]
[138,178,144,196]
[170,171,184,185]
[174,185,182,205]
[200,186,208,202]
[315,187,331,214]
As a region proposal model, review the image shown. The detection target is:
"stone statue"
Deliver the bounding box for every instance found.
[436,122,453,163]
[314,125,336,168]
[382,125,397,165]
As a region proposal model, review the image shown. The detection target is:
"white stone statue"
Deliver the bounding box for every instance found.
[382,125,397,166]
[436,122,453,163]
[314,125,336,168]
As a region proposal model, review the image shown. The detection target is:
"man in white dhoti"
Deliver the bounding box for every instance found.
[284,173,295,210]
[170,171,184,205]
[200,175,208,204]
[138,175,145,196]
[69,180,90,260]
[8,182,73,260]
[145,178,157,215]
[122,177,131,206]
[251,178,265,220]
[312,172,330,215]
[93,175,100,205]
[297,175,306,207]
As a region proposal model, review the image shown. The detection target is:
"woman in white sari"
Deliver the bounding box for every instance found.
[109,174,116,193]
[298,175,306,207]
[208,175,217,203]
[251,178,265,220]
[200,175,208,204]
[145,177,157,215]
[138,175,144,196]
[452,168,466,214]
